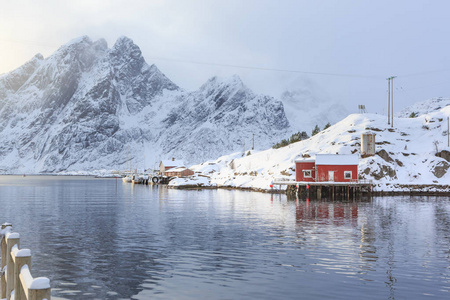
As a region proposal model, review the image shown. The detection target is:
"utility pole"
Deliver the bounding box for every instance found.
[387,78,390,125]
[387,76,396,127]
[391,76,396,127]
[252,133,254,150]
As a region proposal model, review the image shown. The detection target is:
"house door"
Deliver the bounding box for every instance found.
[328,171,335,182]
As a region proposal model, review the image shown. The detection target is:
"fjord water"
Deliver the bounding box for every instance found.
[0,176,449,299]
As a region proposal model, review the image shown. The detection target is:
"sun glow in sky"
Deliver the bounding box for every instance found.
[1,0,450,113]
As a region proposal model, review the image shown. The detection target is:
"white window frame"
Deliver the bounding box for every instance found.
[303,170,312,178]
[344,171,352,179]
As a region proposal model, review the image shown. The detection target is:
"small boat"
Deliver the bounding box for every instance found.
[132,174,145,184]
[122,175,133,183]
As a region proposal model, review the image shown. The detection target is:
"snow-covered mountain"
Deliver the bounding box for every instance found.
[279,77,348,131]
[0,36,291,173]
[158,75,288,162]
[174,99,450,192]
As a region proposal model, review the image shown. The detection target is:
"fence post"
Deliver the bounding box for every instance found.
[29,286,51,300]
[1,223,12,298]
[1,237,5,298]
[6,233,20,300]
[14,253,31,300]
[1,237,6,297]
[1,224,51,300]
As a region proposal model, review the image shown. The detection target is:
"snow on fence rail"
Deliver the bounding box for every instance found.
[0,223,51,300]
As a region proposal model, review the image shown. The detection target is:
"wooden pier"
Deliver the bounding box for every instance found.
[273,179,373,200]
[1,223,51,300]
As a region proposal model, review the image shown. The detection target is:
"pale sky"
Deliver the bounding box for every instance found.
[1,0,449,114]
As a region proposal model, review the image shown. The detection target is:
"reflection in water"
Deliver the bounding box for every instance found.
[295,200,359,227]
[0,176,449,299]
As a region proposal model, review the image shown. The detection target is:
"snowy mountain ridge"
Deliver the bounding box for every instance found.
[396,97,450,118]
[0,36,344,173]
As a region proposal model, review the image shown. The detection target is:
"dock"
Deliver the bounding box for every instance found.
[273,179,373,200]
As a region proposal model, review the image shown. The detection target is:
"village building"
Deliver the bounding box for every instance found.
[159,158,185,174]
[159,158,194,177]
[295,154,359,182]
[165,167,195,178]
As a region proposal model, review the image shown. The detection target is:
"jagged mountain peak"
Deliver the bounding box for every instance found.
[199,74,251,97]
[114,36,135,47]
[56,36,108,55]
[112,36,142,58]
[0,53,44,94]
[65,35,93,46]
[202,74,244,87]
[33,53,44,61]
[0,52,43,80]
[92,38,108,52]
[53,36,95,58]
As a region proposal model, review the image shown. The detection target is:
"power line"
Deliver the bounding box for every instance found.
[395,80,450,92]
[146,55,384,79]
[0,38,59,49]
[2,37,449,82]
[397,68,450,78]
[1,37,385,79]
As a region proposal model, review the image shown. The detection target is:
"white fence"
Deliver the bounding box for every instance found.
[0,223,51,300]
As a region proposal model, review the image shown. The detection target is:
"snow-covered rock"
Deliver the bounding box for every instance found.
[168,174,215,188]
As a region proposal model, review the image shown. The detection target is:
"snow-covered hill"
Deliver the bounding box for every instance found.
[396,97,450,118]
[171,102,450,192]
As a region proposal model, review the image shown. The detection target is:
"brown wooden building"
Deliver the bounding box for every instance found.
[165,167,194,178]
[159,158,185,174]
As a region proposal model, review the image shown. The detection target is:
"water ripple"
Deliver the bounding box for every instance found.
[0,176,449,299]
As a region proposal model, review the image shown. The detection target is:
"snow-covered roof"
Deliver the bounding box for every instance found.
[166,166,189,172]
[294,158,315,163]
[160,160,184,168]
[315,154,359,166]
[362,131,376,136]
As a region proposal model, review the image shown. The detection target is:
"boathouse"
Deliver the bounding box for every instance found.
[159,158,185,174]
[295,154,359,182]
[165,167,194,178]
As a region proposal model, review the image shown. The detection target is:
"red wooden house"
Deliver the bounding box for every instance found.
[295,154,359,182]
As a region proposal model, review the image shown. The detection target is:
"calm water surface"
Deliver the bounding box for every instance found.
[0,176,449,299]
